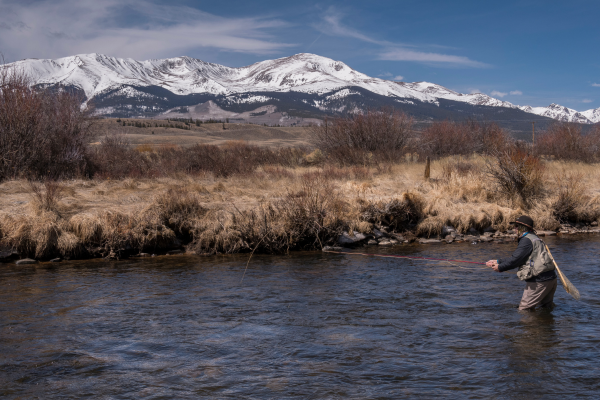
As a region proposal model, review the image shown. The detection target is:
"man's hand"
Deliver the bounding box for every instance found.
[486,260,499,272]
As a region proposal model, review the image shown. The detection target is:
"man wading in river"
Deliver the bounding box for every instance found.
[486,216,558,310]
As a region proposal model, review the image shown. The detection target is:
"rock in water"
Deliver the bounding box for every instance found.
[418,239,442,244]
[441,225,456,235]
[16,258,37,265]
[322,246,343,252]
[337,231,367,246]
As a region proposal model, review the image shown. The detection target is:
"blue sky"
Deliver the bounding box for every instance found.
[1,0,599,110]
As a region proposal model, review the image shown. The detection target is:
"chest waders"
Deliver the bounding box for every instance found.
[516,233,556,281]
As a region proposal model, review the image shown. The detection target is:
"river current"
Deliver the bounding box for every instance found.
[1,236,599,398]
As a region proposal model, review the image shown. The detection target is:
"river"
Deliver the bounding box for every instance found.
[1,236,599,398]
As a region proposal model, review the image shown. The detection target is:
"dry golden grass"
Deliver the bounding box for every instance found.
[92,119,314,148]
[2,156,600,259]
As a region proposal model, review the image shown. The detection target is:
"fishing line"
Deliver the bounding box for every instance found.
[322,250,487,267]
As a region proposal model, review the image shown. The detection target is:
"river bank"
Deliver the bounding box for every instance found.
[1,157,600,263]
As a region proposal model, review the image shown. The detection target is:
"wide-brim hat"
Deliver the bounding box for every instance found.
[511,215,534,229]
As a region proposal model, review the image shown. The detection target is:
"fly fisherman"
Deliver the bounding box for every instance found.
[486,216,558,310]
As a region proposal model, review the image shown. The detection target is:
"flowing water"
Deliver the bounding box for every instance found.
[1,236,600,399]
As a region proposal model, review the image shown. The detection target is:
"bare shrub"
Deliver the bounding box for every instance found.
[0,61,94,181]
[472,121,512,154]
[310,108,413,164]
[89,134,149,179]
[418,120,510,159]
[419,121,473,158]
[486,146,544,207]
[27,180,65,213]
[537,122,600,162]
[88,136,309,180]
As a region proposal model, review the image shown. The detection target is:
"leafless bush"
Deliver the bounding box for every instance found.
[90,134,149,179]
[418,120,510,159]
[310,108,413,164]
[27,180,65,213]
[89,138,307,179]
[537,122,600,162]
[0,60,94,181]
[486,146,545,206]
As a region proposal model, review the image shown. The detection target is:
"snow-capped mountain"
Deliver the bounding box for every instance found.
[3,52,599,125]
[518,103,598,124]
[9,53,506,105]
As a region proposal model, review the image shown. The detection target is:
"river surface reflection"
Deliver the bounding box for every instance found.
[1,236,600,398]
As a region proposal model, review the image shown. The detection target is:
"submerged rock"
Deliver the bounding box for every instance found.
[463,235,480,242]
[16,258,37,265]
[322,246,343,252]
[419,238,442,244]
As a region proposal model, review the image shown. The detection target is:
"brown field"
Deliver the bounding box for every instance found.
[91,119,314,148]
[2,153,600,261]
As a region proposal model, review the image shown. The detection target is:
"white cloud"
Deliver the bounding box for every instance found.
[394,75,404,81]
[491,90,508,98]
[510,90,523,95]
[317,10,488,68]
[0,0,294,60]
[320,13,384,45]
[468,89,482,94]
[593,83,600,87]
[582,99,593,103]
[379,49,488,67]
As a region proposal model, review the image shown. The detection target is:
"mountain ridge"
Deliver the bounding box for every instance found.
[4,52,599,125]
